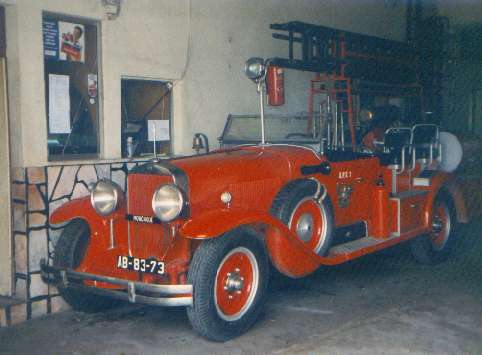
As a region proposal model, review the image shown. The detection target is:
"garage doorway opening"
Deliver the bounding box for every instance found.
[121,79,172,158]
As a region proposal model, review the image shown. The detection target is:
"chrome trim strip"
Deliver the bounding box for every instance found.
[109,218,115,249]
[389,197,401,236]
[64,270,193,294]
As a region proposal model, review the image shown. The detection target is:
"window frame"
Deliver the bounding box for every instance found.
[42,11,102,162]
[120,76,173,158]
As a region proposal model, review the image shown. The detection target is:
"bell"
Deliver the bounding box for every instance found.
[192,134,204,154]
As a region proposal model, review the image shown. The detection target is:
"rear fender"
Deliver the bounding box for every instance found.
[425,173,468,224]
[179,209,321,278]
[444,178,469,223]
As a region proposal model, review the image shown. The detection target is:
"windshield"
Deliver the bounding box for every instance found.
[220,114,321,145]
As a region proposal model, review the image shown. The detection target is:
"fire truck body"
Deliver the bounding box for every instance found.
[43,123,464,340]
[41,22,467,340]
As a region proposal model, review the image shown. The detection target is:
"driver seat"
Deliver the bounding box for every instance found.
[383,128,412,167]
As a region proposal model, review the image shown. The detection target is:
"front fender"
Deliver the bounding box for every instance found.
[178,208,321,278]
[50,197,97,225]
[50,196,126,225]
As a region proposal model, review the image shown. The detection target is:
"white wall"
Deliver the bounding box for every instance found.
[179,0,407,152]
[4,0,407,167]
[5,0,189,166]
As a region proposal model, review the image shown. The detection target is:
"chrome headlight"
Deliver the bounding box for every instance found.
[152,184,184,222]
[90,180,124,216]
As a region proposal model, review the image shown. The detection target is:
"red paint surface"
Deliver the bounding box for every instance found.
[50,144,462,283]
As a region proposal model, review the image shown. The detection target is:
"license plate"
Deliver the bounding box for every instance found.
[117,255,165,275]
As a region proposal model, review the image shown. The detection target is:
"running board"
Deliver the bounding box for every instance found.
[318,227,428,266]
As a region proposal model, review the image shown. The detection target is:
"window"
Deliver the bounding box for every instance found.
[42,14,100,160]
[121,79,172,158]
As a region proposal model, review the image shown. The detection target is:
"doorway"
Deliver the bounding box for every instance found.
[0,6,11,296]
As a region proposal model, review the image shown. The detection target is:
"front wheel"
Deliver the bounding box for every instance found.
[410,192,456,264]
[53,219,121,312]
[187,229,269,342]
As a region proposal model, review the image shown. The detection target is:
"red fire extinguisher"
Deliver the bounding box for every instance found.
[267,65,285,106]
[371,175,390,238]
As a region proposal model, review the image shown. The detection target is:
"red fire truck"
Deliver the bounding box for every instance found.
[42,22,467,341]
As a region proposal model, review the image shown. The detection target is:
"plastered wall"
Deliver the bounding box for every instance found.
[4,0,407,167]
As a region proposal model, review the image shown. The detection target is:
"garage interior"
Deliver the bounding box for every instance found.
[0,0,481,354]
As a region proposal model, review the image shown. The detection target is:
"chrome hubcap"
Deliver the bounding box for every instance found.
[296,213,314,242]
[223,270,244,293]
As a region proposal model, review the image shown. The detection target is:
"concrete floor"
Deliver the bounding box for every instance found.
[1,222,481,355]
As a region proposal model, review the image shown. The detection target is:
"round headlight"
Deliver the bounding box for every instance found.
[152,184,184,222]
[90,180,123,216]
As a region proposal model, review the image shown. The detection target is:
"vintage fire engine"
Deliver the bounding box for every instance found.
[42,23,466,341]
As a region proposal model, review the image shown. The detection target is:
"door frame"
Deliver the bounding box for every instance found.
[0,5,12,296]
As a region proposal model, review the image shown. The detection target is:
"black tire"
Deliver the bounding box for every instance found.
[187,229,269,342]
[271,180,334,257]
[54,219,121,312]
[410,191,457,264]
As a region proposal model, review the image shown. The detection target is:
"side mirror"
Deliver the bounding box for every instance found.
[245,57,266,82]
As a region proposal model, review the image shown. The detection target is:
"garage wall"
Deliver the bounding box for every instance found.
[4,0,407,167]
[5,0,189,167]
[178,0,408,152]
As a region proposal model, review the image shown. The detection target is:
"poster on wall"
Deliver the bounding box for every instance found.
[48,74,71,134]
[43,19,85,62]
[59,21,85,62]
[43,19,59,58]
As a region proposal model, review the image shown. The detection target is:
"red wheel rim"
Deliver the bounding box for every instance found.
[214,247,259,321]
[430,203,450,251]
[289,198,326,254]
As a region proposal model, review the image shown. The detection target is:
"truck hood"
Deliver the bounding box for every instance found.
[169,145,321,215]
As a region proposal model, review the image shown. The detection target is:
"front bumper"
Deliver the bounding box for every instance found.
[40,259,193,307]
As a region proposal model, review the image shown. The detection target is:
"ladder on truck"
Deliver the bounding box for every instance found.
[269,21,420,149]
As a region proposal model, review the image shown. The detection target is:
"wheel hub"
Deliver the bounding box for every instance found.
[296,213,313,242]
[224,270,244,293]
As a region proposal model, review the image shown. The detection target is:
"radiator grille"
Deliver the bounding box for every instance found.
[127,174,173,258]
[127,174,171,216]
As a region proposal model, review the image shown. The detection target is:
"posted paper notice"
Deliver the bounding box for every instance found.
[48,74,71,134]
[148,120,170,141]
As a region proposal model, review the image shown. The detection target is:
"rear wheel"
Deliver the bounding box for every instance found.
[54,219,121,312]
[187,230,268,342]
[410,192,456,264]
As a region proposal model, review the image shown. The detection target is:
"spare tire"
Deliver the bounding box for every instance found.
[271,180,334,257]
